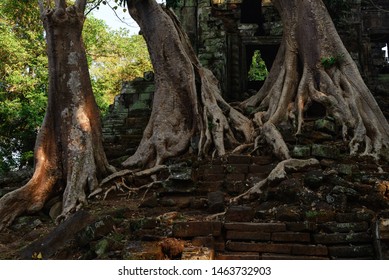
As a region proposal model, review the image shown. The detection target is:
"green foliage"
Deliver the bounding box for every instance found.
[248,50,269,81]
[0,0,47,173]
[321,53,344,69]
[0,2,152,173]
[83,17,152,114]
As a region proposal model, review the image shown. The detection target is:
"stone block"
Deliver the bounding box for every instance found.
[224,222,286,232]
[292,145,311,158]
[262,253,329,260]
[377,219,389,240]
[311,144,340,159]
[319,221,369,233]
[224,181,250,194]
[227,155,252,164]
[249,164,274,174]
[291,244,328,256]
[181,246,214,260]
[216,252,260,260]
[226,173,246,181]
[226,231,271,241]
[173,221,222,238]
[251,156,274,165]
[226,241,292,254]
[207,191,225,214]
[196,181,224,193]
[314,118,336,134]
[328,245,375,258]
[271,232,311,243]
[225,164,249,174]
[201,164,225,175]
[225,205,255,222]
[313,232,372,244]
[286,222,317,232]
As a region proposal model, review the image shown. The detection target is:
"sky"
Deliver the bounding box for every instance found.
[91,0,165,35]
[90,3,140,34]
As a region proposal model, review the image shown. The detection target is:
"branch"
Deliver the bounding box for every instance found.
[76,0,88,14]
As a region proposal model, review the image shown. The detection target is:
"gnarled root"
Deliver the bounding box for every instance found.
[231,158,319,202]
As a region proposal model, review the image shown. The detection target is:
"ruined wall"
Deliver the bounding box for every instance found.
[169,0,389,100]
[102,73,154,161]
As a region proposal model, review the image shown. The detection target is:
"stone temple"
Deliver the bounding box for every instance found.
[102,0,389,160]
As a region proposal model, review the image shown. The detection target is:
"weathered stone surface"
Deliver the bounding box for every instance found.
[173,222,222,237]
[319,221,369,233]
[226,241,292,254]
[313,232,372,244]
[304,170,325,189]
[227,155,252,164]
[19,210,92,259]
[286,222,317,232]
[291,244,328,256]
[292,145,311,158]
[262,253,329,260]
[207,191,225,213]
[216,252,260,260]
[224,222,286,232]
[181,246,214,260]
[225,205,255,222]
[377,219,389,240]
[311,144,340,159]
[226,231,271,241]
[328,245,375,258]
[271,232,311,243]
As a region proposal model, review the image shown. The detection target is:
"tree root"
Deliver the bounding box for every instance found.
[231,158,319,202]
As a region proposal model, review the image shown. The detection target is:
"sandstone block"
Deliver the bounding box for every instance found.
[173,222,222,238]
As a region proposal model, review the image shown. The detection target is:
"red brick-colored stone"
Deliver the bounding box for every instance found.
[226,231,271,241]
[249,164,274,174]
[216,252,260,260]
[262,253,329,260]
[224,222,286,232]
[291,244,328,256]
[328,245,374,258]
[227,155,252,164]
[313,232,372,244]
[226,173,246,181]
[271,232,311,243]
[173,222,222,238]
[286,222,317,232]
[226,241,292,254]
[319,221,369,233]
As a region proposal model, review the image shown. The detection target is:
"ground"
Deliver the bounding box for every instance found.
[0,145,388,259]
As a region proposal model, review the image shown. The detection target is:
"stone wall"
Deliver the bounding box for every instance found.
[102,73,154,161]
[169,0,389,100]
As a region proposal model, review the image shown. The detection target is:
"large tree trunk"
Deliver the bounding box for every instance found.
[122,0,254,168]
[0,0,114,230]
[242,0,389,160]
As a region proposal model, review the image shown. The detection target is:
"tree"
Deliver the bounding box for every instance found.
[122,0,254,168]
[0,0,48,173]
[122,0,388,170]
[0,0,115,230]
[241,0,389,160]
[83,16,152,114]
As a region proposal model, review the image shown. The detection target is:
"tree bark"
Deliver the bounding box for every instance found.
[122,0,254,168]
[0,0,114,230]
[241,0,389,160]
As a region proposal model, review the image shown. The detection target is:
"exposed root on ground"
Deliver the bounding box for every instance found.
[231,158,319,202]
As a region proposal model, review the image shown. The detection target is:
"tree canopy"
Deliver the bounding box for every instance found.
[0,1,151,174]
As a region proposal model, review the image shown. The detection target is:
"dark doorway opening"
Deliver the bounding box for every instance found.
[241,0,265,35]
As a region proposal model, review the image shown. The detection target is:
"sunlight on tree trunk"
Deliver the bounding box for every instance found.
[0,0,115,230]
[122,0,254,168]
[241,0,389,160]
